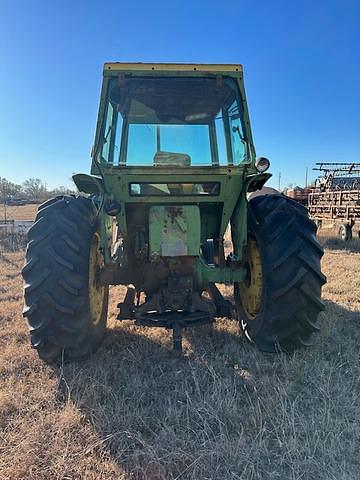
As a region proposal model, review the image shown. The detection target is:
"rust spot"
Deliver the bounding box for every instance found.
[167,207,183,222]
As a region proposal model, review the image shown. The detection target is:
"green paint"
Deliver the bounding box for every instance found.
[149,206,200,257]
[194,257,247,287]
[73,63,271,294]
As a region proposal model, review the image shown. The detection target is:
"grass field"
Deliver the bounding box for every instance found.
[0,204,39,221]
[0,241,359,479]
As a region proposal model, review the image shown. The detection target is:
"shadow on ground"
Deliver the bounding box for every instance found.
[54,299,360,480]
[319,235,360,253]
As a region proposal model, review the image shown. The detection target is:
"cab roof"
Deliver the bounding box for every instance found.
[103,62,243,75]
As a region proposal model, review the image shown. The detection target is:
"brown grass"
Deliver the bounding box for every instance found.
[0,242,359,479]
[0,204,39,222]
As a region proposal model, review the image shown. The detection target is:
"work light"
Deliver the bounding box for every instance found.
[255,157,270,173]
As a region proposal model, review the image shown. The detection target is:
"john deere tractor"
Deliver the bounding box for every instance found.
[22,63,326,361]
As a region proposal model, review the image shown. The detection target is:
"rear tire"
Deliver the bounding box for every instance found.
[22,195,109,362]
[235,194,326,352]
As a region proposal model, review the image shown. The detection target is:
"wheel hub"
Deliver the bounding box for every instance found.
[238,237,263,319]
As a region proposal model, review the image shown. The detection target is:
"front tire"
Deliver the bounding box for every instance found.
[235,194,326,352]
[22,195,109,362]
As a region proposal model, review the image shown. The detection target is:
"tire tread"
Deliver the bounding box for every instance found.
[22,195,108,362]
[237,194,326,352]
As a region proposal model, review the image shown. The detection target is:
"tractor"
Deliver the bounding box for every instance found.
[22,63,326,361]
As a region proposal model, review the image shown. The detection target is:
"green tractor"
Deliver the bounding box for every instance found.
[22,63,326,361]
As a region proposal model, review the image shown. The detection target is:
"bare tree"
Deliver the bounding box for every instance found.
[0,177,22,201]
[50,185,76,196]
[22,178,48,202]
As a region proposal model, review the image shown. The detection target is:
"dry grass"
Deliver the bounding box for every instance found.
[0,242,359,479]
[0,204,39,222]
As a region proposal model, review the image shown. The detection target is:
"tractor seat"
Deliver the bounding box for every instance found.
[153,151,191,167]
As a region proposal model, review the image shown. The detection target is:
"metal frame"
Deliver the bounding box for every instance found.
[308,163,360,234]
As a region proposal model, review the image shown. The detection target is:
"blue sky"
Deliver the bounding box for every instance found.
[0,0,359,189]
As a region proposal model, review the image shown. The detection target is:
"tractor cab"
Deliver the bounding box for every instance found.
[94,65,251,168]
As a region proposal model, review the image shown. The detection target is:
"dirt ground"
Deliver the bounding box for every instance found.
[0,240,359,479]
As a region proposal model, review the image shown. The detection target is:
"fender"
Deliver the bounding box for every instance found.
[245,172,272,194]
[72,173,105,196]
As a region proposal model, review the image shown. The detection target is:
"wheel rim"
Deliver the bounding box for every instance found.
[88,232,105,325]
[339,226,346,240]
[238,237,263,319]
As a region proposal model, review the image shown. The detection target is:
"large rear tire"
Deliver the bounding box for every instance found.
[22,195,109,362]
[235,194,326,352]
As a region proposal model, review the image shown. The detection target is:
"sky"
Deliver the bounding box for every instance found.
[0,0,359,190]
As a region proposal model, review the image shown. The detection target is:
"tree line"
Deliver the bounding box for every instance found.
[0,177,76,204]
